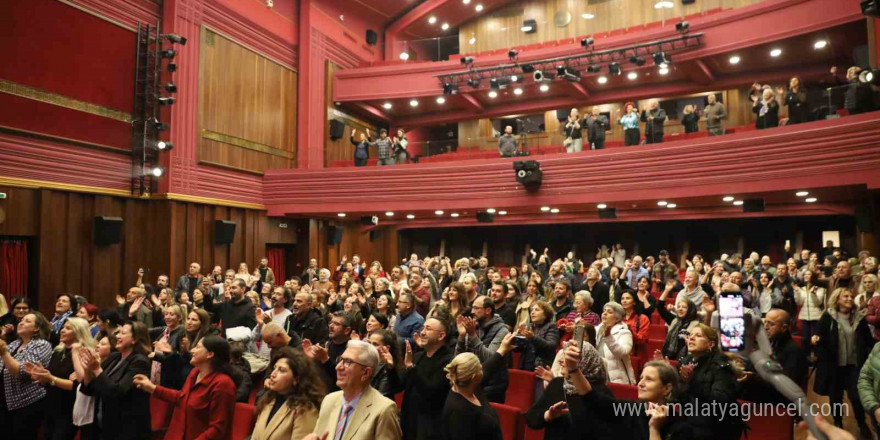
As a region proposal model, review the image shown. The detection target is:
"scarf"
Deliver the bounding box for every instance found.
[551,341,606,394]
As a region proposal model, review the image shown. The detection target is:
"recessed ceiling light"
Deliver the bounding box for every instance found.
[805,197,818,203]
[796,191,809,197]
[428,16,437,24]
[540,206,551,212]
[597,203,607,209]
[399,52,410,61]
[814,40,827,49]
[657,201,668,206]
[539,84,550,92]
[729,55,740,64]
[469,37,476,45]
[513,88,523,95]
[597,76,607,84]
[486,208,496,213]
[463,0,471,4]
[441,23,450,30]
[581,13,594,19]
[409,99,419,107]
[658,67,669,75]
[406,214,415,219]
[722,196,735,202]
[498,210,507,215]
[667,203,677,208]
[770,48,782,57]
[435,210,444,215]
[550,208,560,213]
[337,213,346,217]
[733,200,744,206]
[436,97,446,104]
[654,1,674,9]
[488,91,498,98]
[385,211,394,217]
[382,102,392,109]
[475,4,483,12]
[627,72,638,80]
[451,213,460,217]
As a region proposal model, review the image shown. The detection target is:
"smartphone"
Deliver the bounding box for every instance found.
[718,290,745,352]
[573,323,586,350]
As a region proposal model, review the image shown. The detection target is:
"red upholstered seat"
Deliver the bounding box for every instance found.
[491,402,525,440]
[231,402,256,440]
[608,382,639,400]
[738,400,794,440]
[648,324,668,340]
[505,369,537,412]
[524,427,544,440]
[150,394,175,434]
[395,391,404,408]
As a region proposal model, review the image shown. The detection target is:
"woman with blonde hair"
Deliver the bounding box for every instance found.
[441,347,505,440]
[148,305,187,389]
[681,104,699,133]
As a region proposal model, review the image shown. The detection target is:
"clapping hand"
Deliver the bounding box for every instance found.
[497,333,515,357]
[309,342,329,363]
[535,365,554,382]
[544,401,570,422]
[679,364,695,383]
[129,296,145,317]
[23,361,51,384]
[647,402,669,430]
[255,308,265,325]
[153,340,173,355]
[377,345,394,366]
[132,374,157,394]
[115,294,126,306]
[404,340,413,368]
[701,296,716,315]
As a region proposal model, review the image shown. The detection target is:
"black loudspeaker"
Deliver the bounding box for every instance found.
[513,160,543,191]
[214,220,236,245]
[476,212,496,223]
[681,0,696,4]
[369,229,381,241]
[366,29,378,46]
[93,216,123,246]
[329,120,345,140]
[326,226,344,245]
[360,216,379,226]
[556,109,568,121]
[743,198,765,213]
[856,205,874,232]
[598,208,618,219]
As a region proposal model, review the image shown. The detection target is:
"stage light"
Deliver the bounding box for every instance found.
[859,68,879,84]
[539,84,549,92]
[157,97,176,106]
[597,76,607,84]
[521,64,535,73]
[467,78,481,88]
[587,64,602,73]
[729,55,740,64]
[162,34,187,45]
[653,52,671,66]
[383,102,392,109]
[443,82,459,94]
[658,67,669,75]
[156,141,173,151]
[667,203,677,208]
[510,75,520,82]
[562,68,580,82]
[862,0,880,17]
[463,0,471,4]
[521,19,537,33]
[164,82,177,93]
[608,63,621,75]
[676,21,689,34]
[158,49,176,59]
[166,62,177,72]
[629,55,646,66]
[153,120,169,131]
[508,49,519,60]
[460,56,475,65]
[150,167,165,177]
[436,97,446,104]
[580,37,594,48]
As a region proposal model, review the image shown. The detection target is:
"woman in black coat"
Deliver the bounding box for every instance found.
[77,322,152,440]
[753,88,779,129]
[783,77,810,124]
[811,288,873,436]
[148,305,187,389]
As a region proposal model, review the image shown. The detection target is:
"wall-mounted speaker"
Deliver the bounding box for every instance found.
[329,119,345,140]
[598,208,618,219]
[93,216,123,246]
[743,199,765,213]
[366,29,378,46]
[326,226,344,245]
[369,229,381,241]
[476,212,496,223]
[360,216,379,226]
[214,220,236,245]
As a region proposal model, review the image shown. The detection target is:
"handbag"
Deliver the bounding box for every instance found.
[563,137,572,147]
[72,383,96,426]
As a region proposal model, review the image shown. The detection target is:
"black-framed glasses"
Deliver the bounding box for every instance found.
[337,357,367,368]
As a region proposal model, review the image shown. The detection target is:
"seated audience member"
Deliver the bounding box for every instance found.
[678,323,744,440]
[549,281,574,322]
[620,291,650,354]
[441,351,504,440]
[753,88,779,129]
[401,316,454,440]
[655,299,699,361]
[858,274,879,313]
[596,301,636,384]
[76,321,152,440]
[368,329,404,400]
[133,335,236,440]
[813,288,874,436]
[858,341,880,435]
[286,292,329,345]
[51,293,76,340]
[148,304,187,389]
[517,300,559,371]
[489,282,516,329]
[1,296,31,342]
[228,341,253,402]
[394,292,425,346]
[0,311,53,438]
[149,287,177,328]
[250,347,324,440]
[455,296,509,402]
[632,277,658,317]
[303,311,353,393]
[303,340,402,440]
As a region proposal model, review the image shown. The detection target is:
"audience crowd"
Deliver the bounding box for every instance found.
[2,242,880,440]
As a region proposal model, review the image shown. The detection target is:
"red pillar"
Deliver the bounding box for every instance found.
[296,0,325,169]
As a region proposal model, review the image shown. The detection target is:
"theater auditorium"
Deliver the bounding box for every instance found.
[2,0,880,439]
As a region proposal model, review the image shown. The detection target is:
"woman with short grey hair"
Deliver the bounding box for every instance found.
[595,301,634,384]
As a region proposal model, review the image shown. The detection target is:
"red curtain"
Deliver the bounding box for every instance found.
[266,247,286,283]
[0,240,28,305]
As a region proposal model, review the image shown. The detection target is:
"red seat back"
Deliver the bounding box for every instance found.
[231,402,256,440]
[738,400,794,440]
[150,394,175,433]
[505,369,536,412]
[490,402,524,440]
[608,382,639,400]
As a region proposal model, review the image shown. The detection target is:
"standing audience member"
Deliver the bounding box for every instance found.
[655,299,699,362]
[455,296,510,402]
[858,342,880,435]
[619,291,650,355]
[595,302,636,384]
[753,88,779,129]
[253,286,294,358]
[618,102,641,146]
[497,125,517,158]
[393,129,409,165]
[1,296,31,342]
[51,294,75,340]
[368,329,403,400]
[0,311,53,438]
[585,106,609,150]
[782,76,809,124]
[394,292,425,346]
[562,108,584,153]
[681,105,700,133]
[518,300,560,371]
[176,262,205,296]
[401,316,454,440]
[372,129,395,166]
[203,279,257,332]
[441,350,504,440]
[148,305,187,390]
[796,270,826,353]
[351,129,371,167]
[750,309,808,403]
[641,100,667,144]
[134,335,236,440]
[287,292,329,345]
[250,347,324,440]
[704,93,726,135]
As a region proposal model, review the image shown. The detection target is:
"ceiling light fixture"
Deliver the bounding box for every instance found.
[723,196,735,202]
[796,191,809,197]
[463,0,471,4]
[382,102,392,109]
[441,23,450,30]
[655,1,674,8]
[475,4,483,12]
[733,200,744,206]
[409,99,419,107]
[539,84,549,92]
[436,97,446,104]
[627,72,638,80]
[597,203,607,209]
[658,67,669,75]
[805,197,818,203]
[428,16,437,24]
[814,40,827,49]
[337,213,346,217]
[486,208,496,213]
[540,206,551,212]
[498,210,507,215]
[550,208,560,213]
[729,55,740,64]
[451,213,460,217]
[513,88,523,95]
[597,76,608,84]
[657,201,668,206]
[150,167,165,177]
[488,90,498,98]
[770,48,782,57]
[385,211,394,216]
[406,214,415,219]
[435,210,444,215]
[667,203,677,208]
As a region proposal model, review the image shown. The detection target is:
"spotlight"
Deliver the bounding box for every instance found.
[158,49,177,59]
[490,77,510,89]
[460,56,475,65]
[153,120,169,131]
[467,78,481,88]
[510,75,520,83]
[490,79,500,89]
[487,91,497,98]
[862,0,880,17]
[157,97,176,106]
[629,55,646,66]
[580,37,594,48]
[162,34,187,45]
[521,19,537,33]
[508,49,519,60]
[859,68,880,84]
[399,52,410,60]
[675,21,690,34]
[443,82,459,95]
[653,51,671,66]
[150,167,165,177]
[156,141,173,151]
[164,82,177,93]
[608,62,621,75]
[521,64,535,73]
[533,70,555,81]
[587,64,602,73]
[560,67,580,82]
[382,102,392,109]
[167,62,178,72]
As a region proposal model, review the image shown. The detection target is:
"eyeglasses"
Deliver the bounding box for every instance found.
[337,357,367,368]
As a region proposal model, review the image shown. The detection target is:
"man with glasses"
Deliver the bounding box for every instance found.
[304,311,353,393]
[394,293,424,346]
[456,296,510,403]
[400,316,454,440]
[306,340,402,440]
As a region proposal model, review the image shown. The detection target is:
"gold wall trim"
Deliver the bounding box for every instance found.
[0,79,133,123]
[0,176,131,197]
[155,192,266,210]
[201,129,295,159]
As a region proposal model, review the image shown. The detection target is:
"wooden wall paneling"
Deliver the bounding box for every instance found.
[0,186,39,236]
[92,195,124,302]
[264,216,297,244]
[65,192,86,298]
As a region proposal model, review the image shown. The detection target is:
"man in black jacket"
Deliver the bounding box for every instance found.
[742,309,808,404]
[455,296,509,402]
[490,282,516,329]
[303,311,351,393]
[584,106,609,150]
[203,278,256,332]
[401,316,454,440]
[640,100,667,144]
[175,262,204,296]
[286,292,329,344]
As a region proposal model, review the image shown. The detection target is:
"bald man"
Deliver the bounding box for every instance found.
[498,125,517,157]
[763,309,808,390]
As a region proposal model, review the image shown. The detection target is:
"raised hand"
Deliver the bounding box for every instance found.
[180,336,190,354]
[377,345,394,366]
[404,340,413,368]
[255,308,265,325]
[153,340,173,355]
[463,317,477,337]
[535,365,554,382]
[652,349,664,362]
[116,294,126,306]
[133,374,157,394]
[563,343,581,371]
[23,361,51,384]
[129,296,145,317]
[647,402,669,430]
[301,339,313,357]
[701,296,716,315]
[497,332,515,356]
[310,342,329,363]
